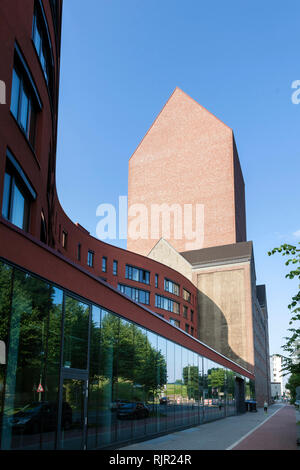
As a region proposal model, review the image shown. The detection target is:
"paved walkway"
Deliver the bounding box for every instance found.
[119,404,299,451]
[232,405,298,450]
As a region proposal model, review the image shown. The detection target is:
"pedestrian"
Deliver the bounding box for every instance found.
[264,400,268,414]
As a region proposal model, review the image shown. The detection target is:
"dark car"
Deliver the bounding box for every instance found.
[111,399,130,412]
[9,401,72,434]
[117,402,150,420]
[159,397,170,405]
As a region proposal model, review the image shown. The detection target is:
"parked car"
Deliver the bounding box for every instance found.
[9,401,72,434]
[117,402,150,420]
[159,397,170,405]
[111,400,129,412]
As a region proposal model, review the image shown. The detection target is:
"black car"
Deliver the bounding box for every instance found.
[9,401,72,434]
[159,397,170,405]
[117,402,150,420]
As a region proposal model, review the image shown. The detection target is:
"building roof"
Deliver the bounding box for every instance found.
[180,241,253,267]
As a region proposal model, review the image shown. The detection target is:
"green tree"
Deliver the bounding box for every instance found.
[285,372,300,404]
[268,243,300,375]
[182,366,200,400]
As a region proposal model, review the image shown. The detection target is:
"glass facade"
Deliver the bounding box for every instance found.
[0,259,255,450]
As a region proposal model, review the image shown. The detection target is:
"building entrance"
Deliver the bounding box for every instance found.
[57,369,89,450]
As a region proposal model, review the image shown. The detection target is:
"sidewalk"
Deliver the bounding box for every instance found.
[119,404,299,451]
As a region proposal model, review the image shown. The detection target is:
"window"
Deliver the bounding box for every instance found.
[164,278,180,296]
[191,310,194,322]
[2,161,33,231]
[191,327,194,336]
[102,257,107,273]
[185,324,189,333]
[40,211,47,243]
[169,318,180,328]
[118,284,150,305]
[32,7,52,88]
[183,288,191,303]
[87,251,94,267]
[62,231,67,249]
[113,260,118,276]
[155,274,159,288]
[183,306,188,319]
[155,294,180,314]
[11,67,37,147]
[77,243,81,261]
[125,265,150,285]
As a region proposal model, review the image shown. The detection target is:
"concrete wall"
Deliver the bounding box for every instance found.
[194,262,255,374]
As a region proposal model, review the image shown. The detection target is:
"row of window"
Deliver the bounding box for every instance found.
[169,318,195,336]
[118,284,150,305]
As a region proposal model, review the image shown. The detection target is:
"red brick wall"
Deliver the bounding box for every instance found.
[127,87,247,255]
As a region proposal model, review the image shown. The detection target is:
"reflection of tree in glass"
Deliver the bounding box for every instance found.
[94,314,167,403]
[64,296,89,369]
[183,366,200,400]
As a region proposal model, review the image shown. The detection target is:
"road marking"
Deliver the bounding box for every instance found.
[226,406,284,450]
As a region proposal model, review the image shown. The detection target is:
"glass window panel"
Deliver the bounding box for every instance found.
[87,306,101,450]
[60,378,86,450]
[1,271,57,450]
[10,69,20,119]
[116,319,134,444]
[132,325,147,439]
[174,344,182,427]
[97,311,119,447]
[20,87,29,132]
[145,331,158,436]
[63,296,89,370]
[181,347,189,426]
[11,182,25,230]
[0,261,13,447]
[157,336,167,433]
[166,340,175,430]
[42,287,63,449]
[34,22,41,56]
[2,172,11,219]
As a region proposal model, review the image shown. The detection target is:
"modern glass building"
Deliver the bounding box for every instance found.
[0,259,255,450]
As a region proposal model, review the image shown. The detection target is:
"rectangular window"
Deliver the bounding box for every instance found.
[191,327,194,336]
[191,310,194,322]
[183,288,191,303]
[62,231,67,249]
[155,274,159,288]
[32,9,51,87]
[164,278,180,296]
[113,260,118,276]
[11,66,37,147]
[125,264,150,285]
[87,250,94,267]
[118,284,150,305]
[2,165,30,231]
[155,294,180,314]
[170,318,180,328]
[102,256,107,273]
[185,324,189,333]
[183,305,188,318]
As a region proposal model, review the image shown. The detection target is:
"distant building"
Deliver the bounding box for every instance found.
[271,382,281,399]
[270,354,285,396]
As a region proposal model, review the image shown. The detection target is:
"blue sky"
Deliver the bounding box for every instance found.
[56,0,300,358]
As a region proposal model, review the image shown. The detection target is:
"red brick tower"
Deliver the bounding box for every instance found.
[127,87,246,256]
